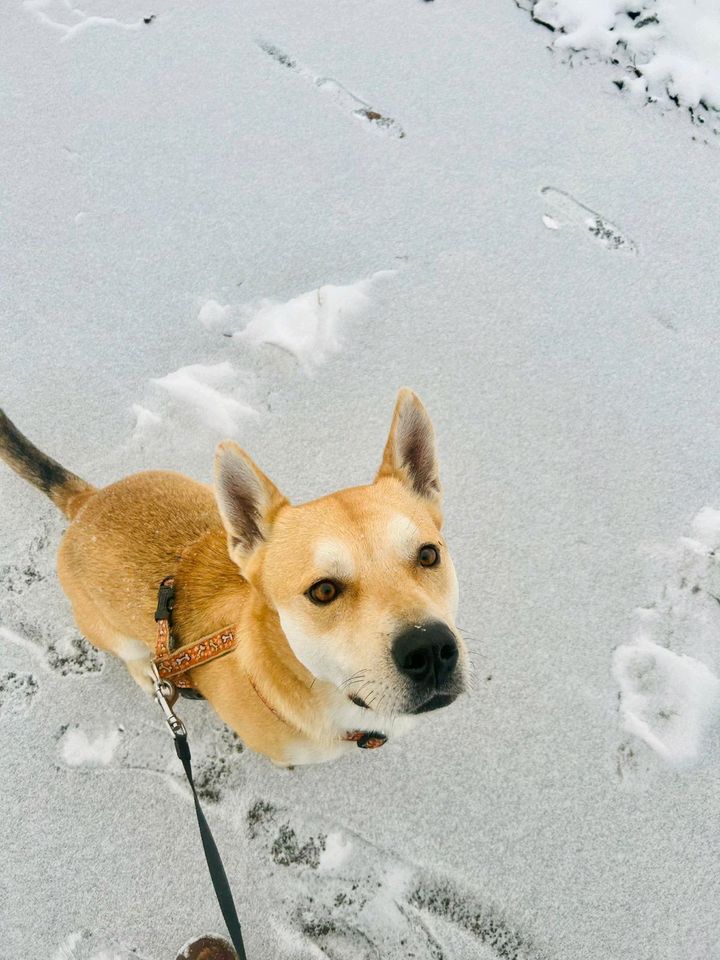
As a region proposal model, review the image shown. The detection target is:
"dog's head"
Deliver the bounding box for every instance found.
[214,389,467,717]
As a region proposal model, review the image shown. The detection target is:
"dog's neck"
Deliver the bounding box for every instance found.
[236,594,418,744]
[172,525,402,744]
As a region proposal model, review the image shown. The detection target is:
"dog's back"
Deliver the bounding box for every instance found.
[0,410,239,650]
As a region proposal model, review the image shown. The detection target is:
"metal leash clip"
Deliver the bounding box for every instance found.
[151,662,186,739]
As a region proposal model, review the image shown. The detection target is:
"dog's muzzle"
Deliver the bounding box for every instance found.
[391,620,463,713]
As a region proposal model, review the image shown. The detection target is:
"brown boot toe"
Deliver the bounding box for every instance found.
[176,935,238,960]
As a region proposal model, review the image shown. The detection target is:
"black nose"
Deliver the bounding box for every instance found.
[391,621,459,687]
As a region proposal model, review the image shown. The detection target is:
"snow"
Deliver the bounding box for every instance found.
[4,0,720,957]
[234,272,391,371]
[60,725,123,767]
[197,298,233,333]
[150,362,258,436]
[524,0,720,133]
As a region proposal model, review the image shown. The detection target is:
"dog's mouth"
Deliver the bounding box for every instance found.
[410,691,458,714]
[349,690,458,714]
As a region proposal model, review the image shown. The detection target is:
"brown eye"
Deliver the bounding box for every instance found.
[418,544,440,568]
[308,579,341,604]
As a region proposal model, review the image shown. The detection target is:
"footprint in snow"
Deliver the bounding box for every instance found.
[613,506,720,777]
[0,670,39,716]
[57,712,246,805]
[246,800,546,959]
[540,186,637,253]
[0,518,104,679]
[257,39,405,139]
[54,682,540,957]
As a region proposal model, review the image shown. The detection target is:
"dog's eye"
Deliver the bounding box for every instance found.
[307,579,341,604]
[418,544,440,568]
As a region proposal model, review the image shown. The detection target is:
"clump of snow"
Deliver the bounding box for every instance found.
[150,362,258,436]
[524,0,720,130]
[233,272,393,372]
[689,505,720,549]
[615,505,720,766]
[318,831,353,871]
[61,726,123,767]
[130,403,161,435]
[197,298,233,333]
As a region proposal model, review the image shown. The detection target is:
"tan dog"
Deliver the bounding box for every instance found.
[0,390,467,765]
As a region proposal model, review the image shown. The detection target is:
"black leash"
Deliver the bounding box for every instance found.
[152,666,248,960]
[174,732,248,960]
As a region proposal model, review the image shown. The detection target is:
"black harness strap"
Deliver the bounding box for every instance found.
[174,731,248,960]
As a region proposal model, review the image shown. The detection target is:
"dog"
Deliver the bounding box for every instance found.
[0,389,467,765]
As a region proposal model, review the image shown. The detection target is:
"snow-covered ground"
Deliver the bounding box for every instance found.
[3,1,720,957]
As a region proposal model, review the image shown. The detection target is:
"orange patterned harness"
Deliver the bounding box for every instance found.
[154,577,239,690]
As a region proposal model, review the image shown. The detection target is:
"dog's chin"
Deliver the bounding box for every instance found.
[409,691,458,714]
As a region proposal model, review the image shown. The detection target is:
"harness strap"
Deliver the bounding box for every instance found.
[153,576,239,691]
[155,627,239,683]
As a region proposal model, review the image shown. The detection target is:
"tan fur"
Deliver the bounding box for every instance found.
[1,391,466,765]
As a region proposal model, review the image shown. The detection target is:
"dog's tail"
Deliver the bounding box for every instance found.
[0,410,96,519]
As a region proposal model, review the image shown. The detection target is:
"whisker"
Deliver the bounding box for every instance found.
[338,670,367,690]
[353,679,375,701]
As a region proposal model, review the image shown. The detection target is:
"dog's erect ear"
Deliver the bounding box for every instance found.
[214,441,288,565]
[376,389,442,505]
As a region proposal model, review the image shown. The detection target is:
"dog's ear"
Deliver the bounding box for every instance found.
[214,441,288,566]
[376,388,442,507]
